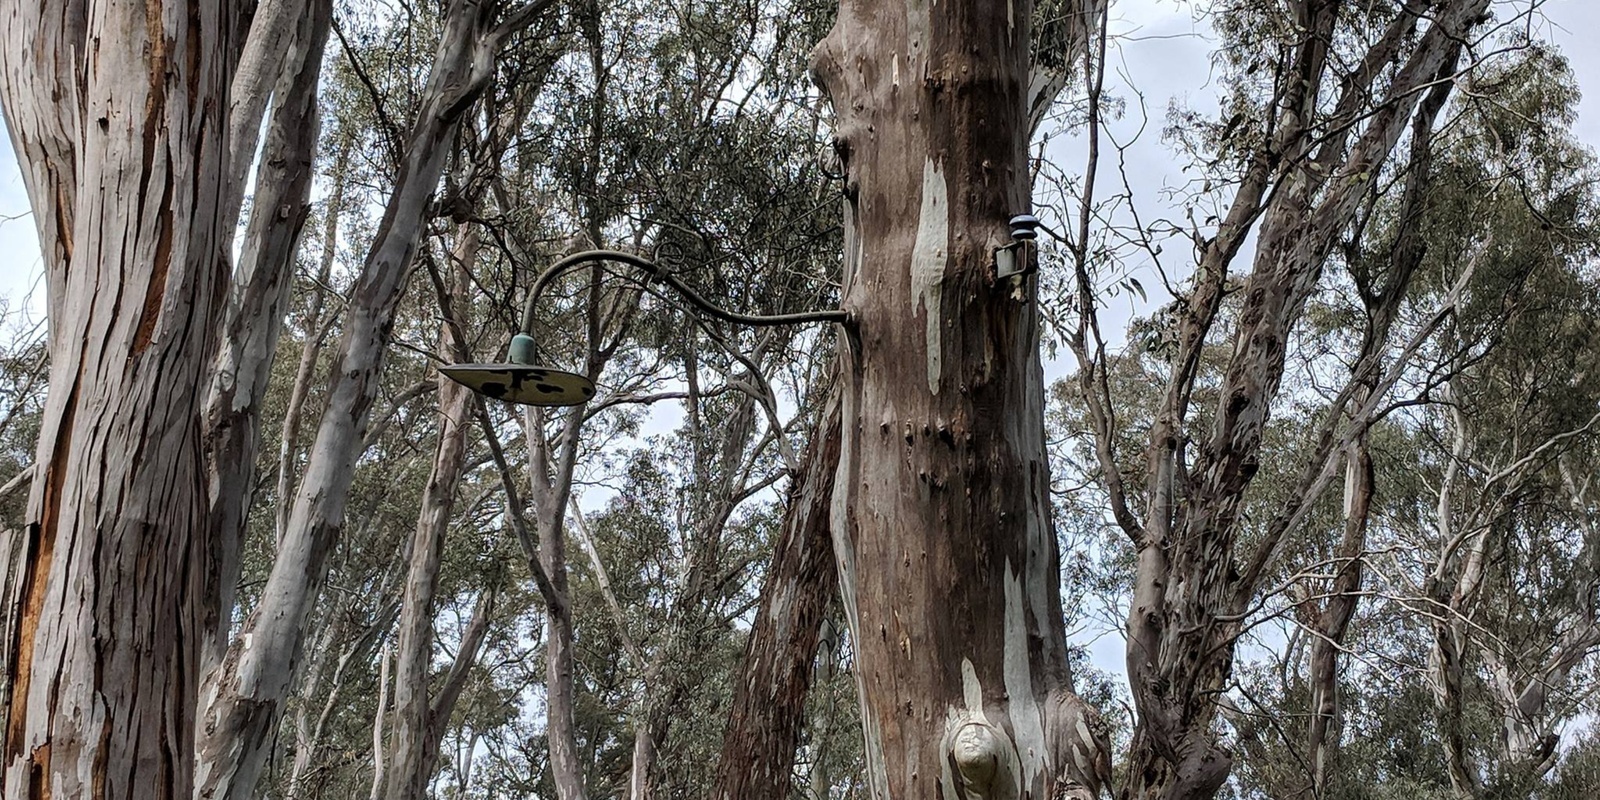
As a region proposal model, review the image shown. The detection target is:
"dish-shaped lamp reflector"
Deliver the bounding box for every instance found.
[440,363,596,407]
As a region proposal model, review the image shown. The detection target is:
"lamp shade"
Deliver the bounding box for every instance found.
[440,363,596,407]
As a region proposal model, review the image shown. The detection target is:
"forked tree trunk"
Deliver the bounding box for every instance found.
[811,2,1106,796]
[1302,71,1448,792]
[203,0,333,682]
[0,3,238,797]
[1113,5,1484,797]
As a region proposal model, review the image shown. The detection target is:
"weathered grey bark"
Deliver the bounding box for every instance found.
[811,2,1109,796]
[713,400,840,800]
[194,4,553,798]
[382,226,482,800]
[0,2,238,797]
[224,0,312,230]
[202,0,333,682]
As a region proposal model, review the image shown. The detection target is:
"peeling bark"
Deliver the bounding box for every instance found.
[224,0,313,231]
[0,3,239,797]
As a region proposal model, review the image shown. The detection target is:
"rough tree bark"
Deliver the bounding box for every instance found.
[0,2,238,797]
[811,1,1108,797]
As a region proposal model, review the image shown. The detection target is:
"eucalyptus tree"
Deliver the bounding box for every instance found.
[1048,12,1600,800]
[1049,1,1556,797]
[801,0,1118,794]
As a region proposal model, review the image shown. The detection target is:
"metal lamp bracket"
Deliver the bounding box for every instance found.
[994,214,1041,280]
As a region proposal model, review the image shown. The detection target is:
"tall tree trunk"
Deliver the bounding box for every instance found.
[713,400,840,800]
[276,137,353,545]
[528,406,589,800]
[811,2,1107,796]
[0,3,238,797]
[371,644,392,800]
[383,226,481,800]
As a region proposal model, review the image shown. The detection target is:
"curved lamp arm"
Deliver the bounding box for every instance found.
[520,249,848,335]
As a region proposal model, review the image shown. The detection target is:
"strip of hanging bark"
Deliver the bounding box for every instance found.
[712,398,840,800]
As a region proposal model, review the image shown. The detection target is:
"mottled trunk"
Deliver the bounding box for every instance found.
[194,4,530,798]
[0,3,238,797]
[382,227,480,800]
[713,401,840,800]
[811,3,1104,797]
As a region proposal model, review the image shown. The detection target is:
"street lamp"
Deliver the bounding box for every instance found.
[440,249,848,406]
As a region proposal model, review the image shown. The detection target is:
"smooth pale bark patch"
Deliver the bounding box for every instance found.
[910,157,949,395]
[1002,561,1047,786]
